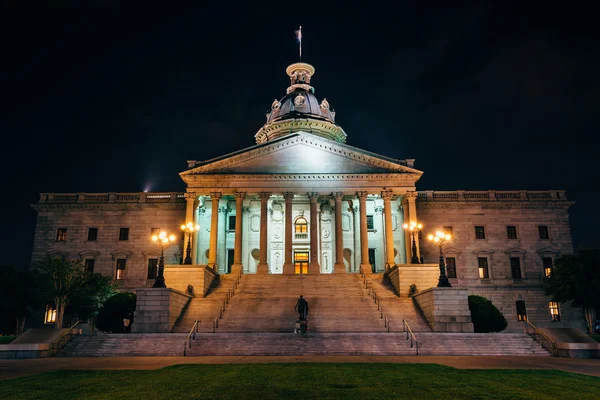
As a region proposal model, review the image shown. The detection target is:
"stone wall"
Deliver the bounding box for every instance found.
[385,264,439,297]
[131,288,191,333]
[163,264,219,297]
[412,287,474,332]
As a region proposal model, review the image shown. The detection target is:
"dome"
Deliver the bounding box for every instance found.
[255,62,347,144]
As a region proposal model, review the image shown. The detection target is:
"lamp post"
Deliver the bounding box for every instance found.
[181,222,200,265]
[428,230,452,288]
[403,221,423,264]
[152,231,176,288]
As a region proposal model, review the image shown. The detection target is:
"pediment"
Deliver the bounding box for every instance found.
[181,132,422,176]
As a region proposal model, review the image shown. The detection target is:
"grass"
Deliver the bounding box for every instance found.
[1,363,599,400]
[0,336,15,344]
[592,334,600,343]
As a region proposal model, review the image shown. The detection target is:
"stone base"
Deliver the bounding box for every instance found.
[230,263,243,275]
[131,288,192,333]
[360,263,373,274]
[412,287,474,333]
[256,262,269,275]
[333,262,346,274]
[282,263,294,275]
[295,320,310,335]
[309,262,320,274]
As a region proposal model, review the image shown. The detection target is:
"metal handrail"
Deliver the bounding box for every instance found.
[183,319,199,356]
[525,320,556,355]
[402,319,419,355]
[50,320,81,356]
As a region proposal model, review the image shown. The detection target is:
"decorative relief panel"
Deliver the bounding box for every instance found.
[251,215,260,232]
[342,214,351,231]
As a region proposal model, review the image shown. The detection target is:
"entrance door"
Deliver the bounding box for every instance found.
[368,248,376,273]
[294,251,309,274]
[226,249,234,274]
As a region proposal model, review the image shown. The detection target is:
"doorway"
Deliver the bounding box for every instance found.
[226,249,234,274]
[294,251,309,274]
[368,248,376,273]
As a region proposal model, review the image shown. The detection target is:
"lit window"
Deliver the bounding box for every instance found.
[367,215,374,230]
[147,258,158,279]
[84,259,95,273]
[56,228,67,241]
[549,302,560,321]
[507,226,517,239]
[478,257,489,279]
[119,228,129,241]
[443,226,453,237]
[538,226,549,240]
[229,215,236,231]
[446,257,457,278]
[116,259,126,280]
[510,257,522,279]
[295,217,307,233]
[44,305,57,324]
[87,227,98,241]
[474,226,485,239]
[543,257,553,277]
[516,300,527,322]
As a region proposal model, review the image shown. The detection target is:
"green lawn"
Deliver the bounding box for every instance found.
[0,336,15,344]
[1,364,599,400]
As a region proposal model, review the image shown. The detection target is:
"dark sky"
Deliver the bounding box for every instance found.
[1,2,598,269]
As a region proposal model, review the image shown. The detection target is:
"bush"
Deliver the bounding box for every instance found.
[468,295,508,333]
[96,292,136,333]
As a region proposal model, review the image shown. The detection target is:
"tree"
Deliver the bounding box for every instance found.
[66,273,116,333]
[96,292,136,333]
[0,266,40,335]
[468,295,508,333]
[37,257,91,328]
[544,249,600,334]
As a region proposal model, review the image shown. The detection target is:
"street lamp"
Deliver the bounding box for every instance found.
[428,230,452,288]
[403,221,423,264]
[151,231,176,288]
[181,222,200,265]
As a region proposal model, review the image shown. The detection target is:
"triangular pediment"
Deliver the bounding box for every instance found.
[181,132,422,176]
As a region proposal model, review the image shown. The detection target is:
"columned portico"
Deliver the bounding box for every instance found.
[357,191,371,273]
[308,192,320,274]
[333,192,345,273]
[257,192,271,274]
[232,192,245,273]
[382,190,395,270]
[283,192,294,274]
[208,192,221,270]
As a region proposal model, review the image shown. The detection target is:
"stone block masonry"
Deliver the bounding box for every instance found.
[131,288,191,333]
[412,287,474,333]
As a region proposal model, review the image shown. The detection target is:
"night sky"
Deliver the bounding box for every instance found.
[1,3,598,269]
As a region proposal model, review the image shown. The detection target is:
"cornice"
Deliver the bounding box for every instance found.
[186,173,419,182]
[31,203,186,211]
[417,202,572,210]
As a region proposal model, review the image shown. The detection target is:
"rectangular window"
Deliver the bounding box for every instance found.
[56,228,67,241]
[538,226,549,240]
[549,301,561,321]
[474,226,485,239]
[229,215,236,231]
[446,257,457,278]
[84,259,95,273]
[119,228,129,241]
[507,226,517,239]
[443,226,453,237]
[516,300,527,322]
[543,257,553,277]
[367,215,374,230]
[116,259,126,280]
[150,228,160,238]
[147,258,158,279]
[478,257,489,279]
[510,257,522,279]
[87,227,98,241]
[44,305,57,324]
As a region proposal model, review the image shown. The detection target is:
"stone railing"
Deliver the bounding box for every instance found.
[417,190,567,202]
[38,192,186,204]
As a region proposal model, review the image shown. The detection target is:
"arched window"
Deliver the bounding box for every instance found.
[295,217,307,233]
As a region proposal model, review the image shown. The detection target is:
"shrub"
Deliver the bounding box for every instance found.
[468,295,508,333]
[96,292,136,333]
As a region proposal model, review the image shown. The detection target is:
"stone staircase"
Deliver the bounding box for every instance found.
[172,274,239,333]
[215,274,385,332]
[58,331,550,357]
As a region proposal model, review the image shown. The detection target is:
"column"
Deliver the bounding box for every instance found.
[208,192,221,270]
[401,198,410,264]
[382,190,395,270]
[333,192,345,273]
[257,192,271,274]
[308,192,320,273]
[218,204,228,273]
[349,200,360,272]
[283,192,294,274]
[357,191,371,273]
[406,191,420,262]
[184,192,197,264]
[232,192,245,274]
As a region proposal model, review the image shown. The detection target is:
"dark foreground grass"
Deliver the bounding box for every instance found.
[1,363,599,400]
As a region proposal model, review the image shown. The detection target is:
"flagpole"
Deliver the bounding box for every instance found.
[299,26,302,61]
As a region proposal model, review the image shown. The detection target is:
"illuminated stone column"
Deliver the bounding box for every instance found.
[406,191,420,262]
[208,192,222,270]
[184,192,197,264]
[257,192,271,274]
[232,192,245,273]
[357,191,371,273]
[382,190,395,270]
[349,201,360,272]
[283,192,294,274]
[308,192,320,274]
[333,192,345,273]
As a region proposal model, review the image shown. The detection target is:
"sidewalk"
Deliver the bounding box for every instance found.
[1,356,599,381]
